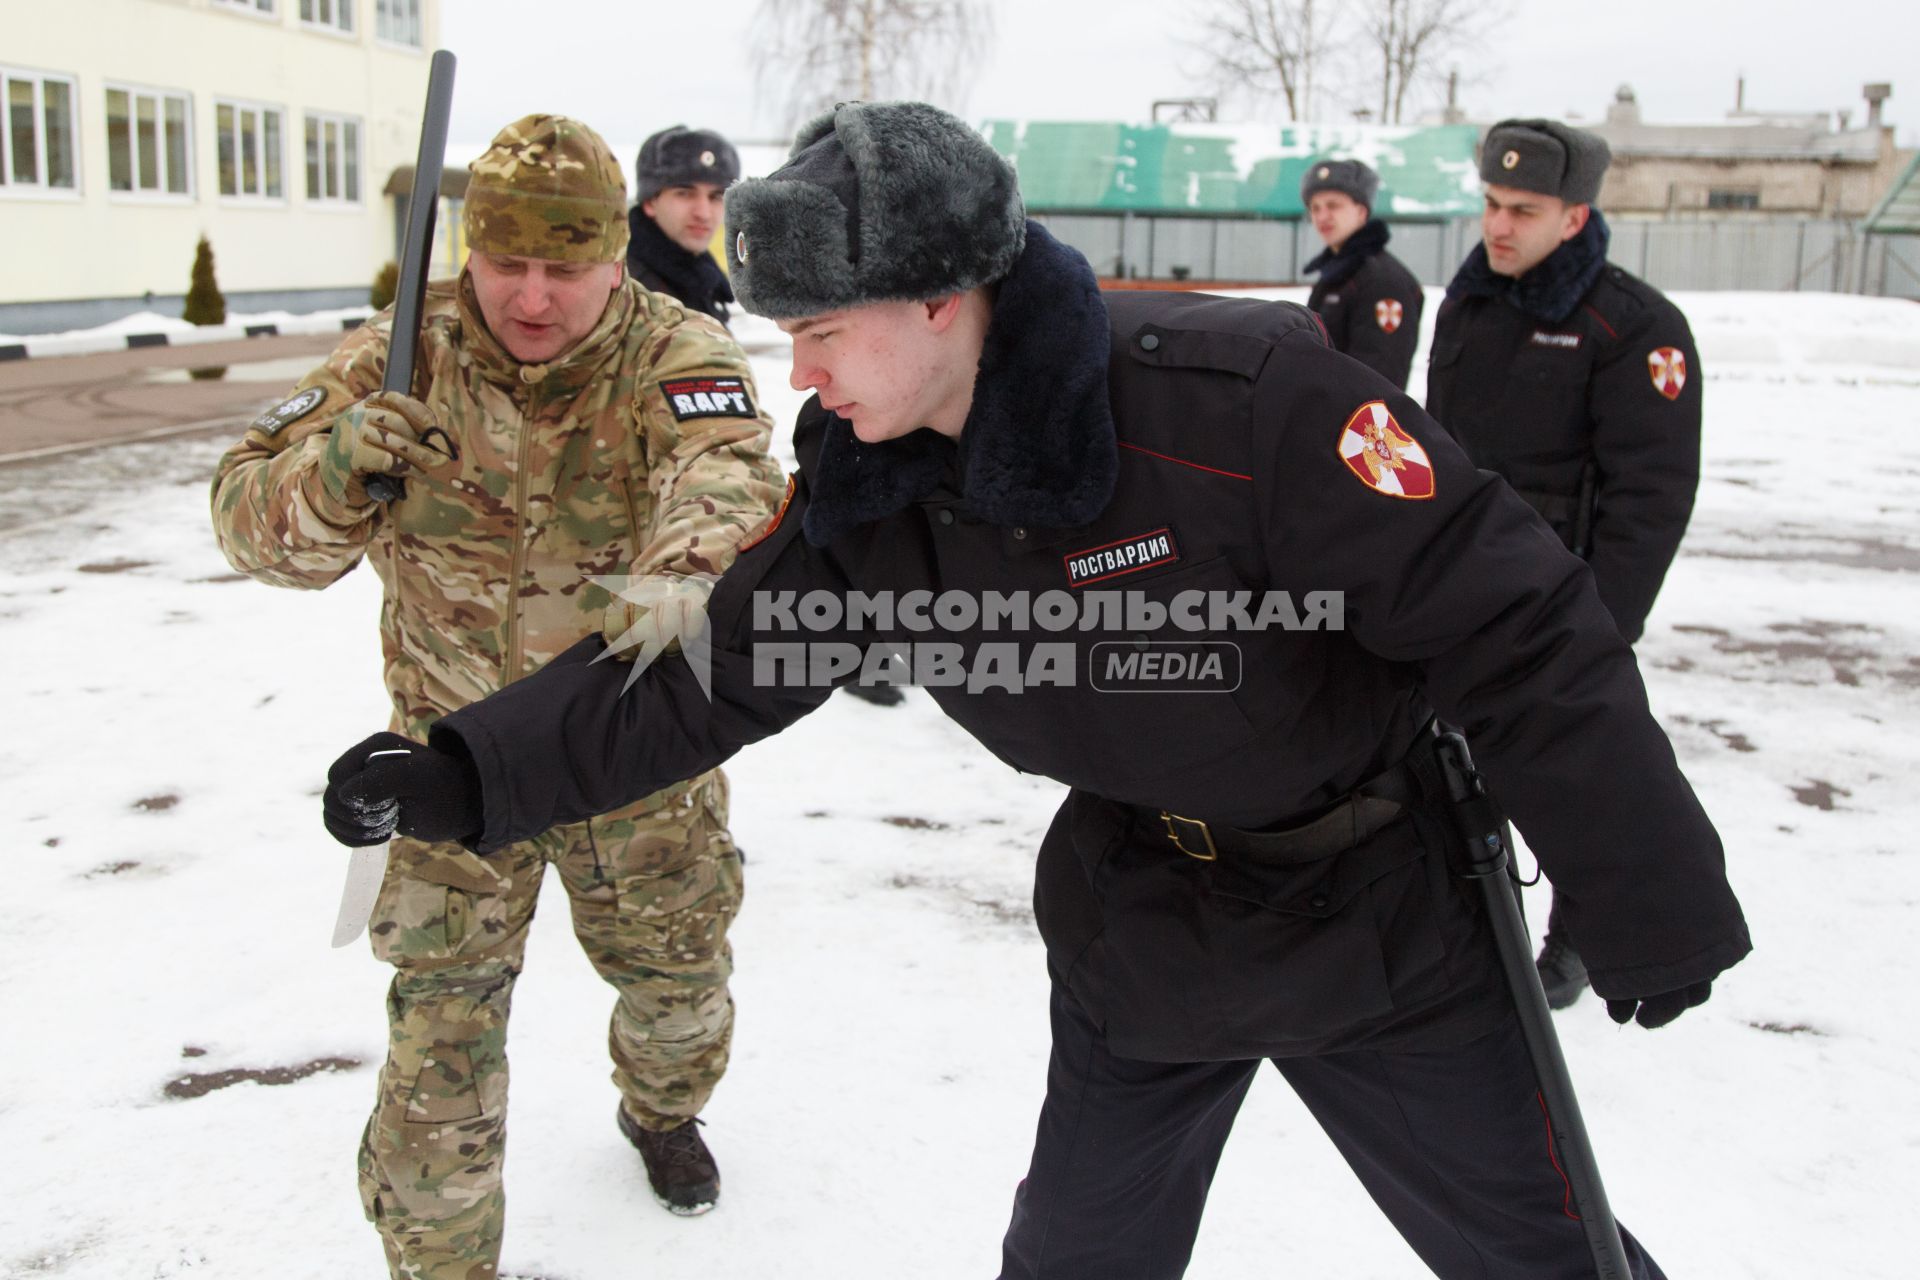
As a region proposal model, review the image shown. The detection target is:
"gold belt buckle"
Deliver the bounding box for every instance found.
[1161,811,1219,861]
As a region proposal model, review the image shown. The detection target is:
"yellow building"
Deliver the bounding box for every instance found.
[1,0,440,333]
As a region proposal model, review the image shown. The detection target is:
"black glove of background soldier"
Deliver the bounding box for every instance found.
[323,732,484,847]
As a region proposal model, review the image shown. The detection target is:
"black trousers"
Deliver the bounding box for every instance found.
[999,982,1666,1280]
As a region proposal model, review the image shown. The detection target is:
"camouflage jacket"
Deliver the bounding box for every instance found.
[211,273,784,736]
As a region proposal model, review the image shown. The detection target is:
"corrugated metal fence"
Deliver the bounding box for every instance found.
[1035,211,1920,299]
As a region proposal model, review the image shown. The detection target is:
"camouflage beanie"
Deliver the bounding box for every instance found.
[463,114,628,263]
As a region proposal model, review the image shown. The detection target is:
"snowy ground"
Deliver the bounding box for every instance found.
[2,293,1917,1279]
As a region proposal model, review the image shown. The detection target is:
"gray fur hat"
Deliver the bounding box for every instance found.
[1300,158,1379,210]
[636,125,740,204]
[1479,119,1611,206]
[724,101,1026,319]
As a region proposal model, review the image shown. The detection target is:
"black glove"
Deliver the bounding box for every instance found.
[1606,980,1712,1030]
[322,732,483,848]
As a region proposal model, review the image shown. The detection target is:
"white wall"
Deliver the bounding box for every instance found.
[0,0,437,304]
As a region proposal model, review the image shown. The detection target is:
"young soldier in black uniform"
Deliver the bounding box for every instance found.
[326,102,1748,1280]
[627,125,741,325]
[1301,158,1424,388]
[1427,118,1704,1010]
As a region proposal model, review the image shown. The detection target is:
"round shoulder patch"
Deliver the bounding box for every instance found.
[1337,402,1435,500]
[251,387,327,436]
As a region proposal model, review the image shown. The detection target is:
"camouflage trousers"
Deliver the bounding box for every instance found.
[356,769,742,1280]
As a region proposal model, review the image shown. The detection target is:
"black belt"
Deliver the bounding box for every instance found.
[1147,731,1445,864]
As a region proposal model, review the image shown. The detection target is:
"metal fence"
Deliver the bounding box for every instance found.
[1033,211,1920,299]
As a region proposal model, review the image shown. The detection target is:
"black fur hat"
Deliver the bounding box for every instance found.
[724,101,1026,319]
[1300,158,1379,210]
[1479,119,1611,206]
[636,126,740,204]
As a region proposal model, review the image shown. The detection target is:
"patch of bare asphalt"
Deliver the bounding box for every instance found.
[1665,620,1920,690]
[1688,533,1920,573]
[164,1054,363,1100]
[1667,714,1758,753]
[75,557,156,574]
[883,814,951,830]
[84,860,140,877]
[1790,779,1852,811]
[133,793,179,812]
[888,872,1034,926]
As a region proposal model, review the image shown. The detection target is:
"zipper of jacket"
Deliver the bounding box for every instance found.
[504,371,543,684]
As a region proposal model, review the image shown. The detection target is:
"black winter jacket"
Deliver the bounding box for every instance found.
[1426,215,1701,643]
[1304,219,1425,390]
[626,205,734,326]
[435,223,1749,1062]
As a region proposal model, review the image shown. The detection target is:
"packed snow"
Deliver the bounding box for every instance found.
[1,291,1916,1279]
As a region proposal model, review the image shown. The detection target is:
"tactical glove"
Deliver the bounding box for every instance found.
[323,731,483,848]
[1606,980,1712,1029]
[316,392,450,508]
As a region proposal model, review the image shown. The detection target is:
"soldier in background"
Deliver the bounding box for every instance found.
[211,115,784,1276]
[627,125,740,327]
[1301,158,1424,389]
[1426,118,1703,1010]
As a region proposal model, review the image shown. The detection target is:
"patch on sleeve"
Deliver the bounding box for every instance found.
[1337,402,1435,500]
[1374,299,1404,333]
[661,376,756,422]
[251,387,327,436]
[1647,347,1687,400]
[1063,527,1180,588]
[737,476,795,554]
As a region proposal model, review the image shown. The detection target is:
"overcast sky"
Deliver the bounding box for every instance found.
[442,0,1918,150]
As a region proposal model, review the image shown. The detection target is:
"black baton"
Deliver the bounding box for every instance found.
[1433,729,1635,1280]
[366,49,456,505]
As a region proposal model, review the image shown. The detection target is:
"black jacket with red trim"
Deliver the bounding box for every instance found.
[434,222,1748,1060]
[1304,219,1425,391]
[1426,224,1701,644]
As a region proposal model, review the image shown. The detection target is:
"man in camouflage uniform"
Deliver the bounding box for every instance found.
[210,114,784,1277]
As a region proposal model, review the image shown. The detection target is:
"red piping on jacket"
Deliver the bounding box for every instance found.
[1118,440,1253,482]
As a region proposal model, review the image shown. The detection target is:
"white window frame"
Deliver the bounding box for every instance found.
[0,65,81,199]
[212,0,279,17]
[299,0,356,37]
[375,0,424,49]
[105,82,194,201]
[303,109,362,206]
[214,97,287,202]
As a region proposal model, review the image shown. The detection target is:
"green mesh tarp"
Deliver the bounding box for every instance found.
[979,121,1482,218]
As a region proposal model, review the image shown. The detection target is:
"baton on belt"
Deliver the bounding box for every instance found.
[1433,729,1635,1280]
[364,49,456,505]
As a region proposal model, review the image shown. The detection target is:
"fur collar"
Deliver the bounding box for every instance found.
[1445,210,1611,324]
[801,221,1118,546]
[626,206,733,311]
[1303,218,1391,291]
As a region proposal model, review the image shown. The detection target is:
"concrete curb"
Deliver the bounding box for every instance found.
[0,310,373,363]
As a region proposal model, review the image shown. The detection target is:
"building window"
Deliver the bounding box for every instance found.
[216,100,285,199]
[1707,188,1761,211]
[213,0,278,14]
[304,111,361,203]
[107,86,192,196]
[376,0,423,47]
[300,0,354,34]
[1,66,78,194]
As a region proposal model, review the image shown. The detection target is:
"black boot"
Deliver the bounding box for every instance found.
[1535,932,1589,1010]
[619,1106,720,1216]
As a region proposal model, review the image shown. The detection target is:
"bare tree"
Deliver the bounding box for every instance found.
[751,0,994,131]
[1354,0,1506,124]
[1187,0,1337,122]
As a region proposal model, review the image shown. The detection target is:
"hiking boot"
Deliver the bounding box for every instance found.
[618,1107,720,1216]
[1535,933,1589,1010]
